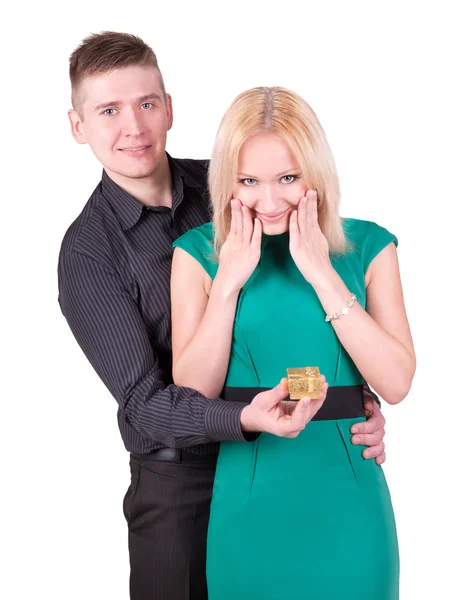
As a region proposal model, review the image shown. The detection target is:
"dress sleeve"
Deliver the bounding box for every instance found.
[172,222,219,279]
[361,221,398,273]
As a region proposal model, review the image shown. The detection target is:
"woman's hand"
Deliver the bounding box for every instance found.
[289,190,333,288]
[217,199,262,294]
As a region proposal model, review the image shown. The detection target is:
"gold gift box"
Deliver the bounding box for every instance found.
[287,367,321,400]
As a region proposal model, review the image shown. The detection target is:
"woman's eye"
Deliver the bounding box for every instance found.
[242,178,257,186]
[281,175,297,184]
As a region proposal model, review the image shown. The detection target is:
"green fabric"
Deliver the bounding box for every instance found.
[173,219,399,599]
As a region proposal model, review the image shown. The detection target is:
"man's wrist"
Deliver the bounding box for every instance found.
[205,398,259,441]
[240,405,256,432]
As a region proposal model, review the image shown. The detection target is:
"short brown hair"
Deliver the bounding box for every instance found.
[69,31,165,111]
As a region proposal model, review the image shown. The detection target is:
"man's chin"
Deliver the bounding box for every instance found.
[106,162,158,181]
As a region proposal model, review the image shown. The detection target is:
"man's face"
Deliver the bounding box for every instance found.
[69,65,173,181]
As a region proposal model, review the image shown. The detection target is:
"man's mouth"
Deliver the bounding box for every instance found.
[119,145,151,156]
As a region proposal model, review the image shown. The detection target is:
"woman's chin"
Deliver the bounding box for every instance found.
[261,221,289,236]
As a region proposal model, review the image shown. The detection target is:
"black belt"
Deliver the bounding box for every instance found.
[222,384,365,421]
[131,448,218,464]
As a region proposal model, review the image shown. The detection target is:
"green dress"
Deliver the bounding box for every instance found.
[173,218,399,600]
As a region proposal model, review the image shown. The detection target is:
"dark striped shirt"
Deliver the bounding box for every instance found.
[57,155,249,455]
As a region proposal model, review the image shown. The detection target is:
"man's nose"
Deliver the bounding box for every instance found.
[122,109,144,137]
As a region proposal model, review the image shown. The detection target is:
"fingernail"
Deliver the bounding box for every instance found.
[353,436,360,444]
[365,450,372,458]
[352,427,359,434]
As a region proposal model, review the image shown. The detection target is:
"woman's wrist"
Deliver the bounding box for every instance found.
[308,265,341,294]
[212,271,241,303]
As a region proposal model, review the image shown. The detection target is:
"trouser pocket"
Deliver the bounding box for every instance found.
[123,458,140,523]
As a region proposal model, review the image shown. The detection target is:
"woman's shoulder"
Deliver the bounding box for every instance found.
[342,217,395,240]
[173,221,214,249]
[172,222,218,278]
[342,217,398,272]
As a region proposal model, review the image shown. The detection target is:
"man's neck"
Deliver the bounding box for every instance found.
[105,154,173,208]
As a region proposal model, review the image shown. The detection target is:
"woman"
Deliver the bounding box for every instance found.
[170,87,415,599]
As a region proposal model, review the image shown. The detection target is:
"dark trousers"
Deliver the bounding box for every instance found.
[123,453,217,600]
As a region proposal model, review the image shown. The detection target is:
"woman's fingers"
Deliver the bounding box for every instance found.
[289,209,299,240]
[229,199,238,235]
[306,189,319,228]
[298,195,307,232]
[231,199,243,237]
[251,217,262,249]
[241,204,253,242]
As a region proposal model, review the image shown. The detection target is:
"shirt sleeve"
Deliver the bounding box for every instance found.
[58,249,249,447]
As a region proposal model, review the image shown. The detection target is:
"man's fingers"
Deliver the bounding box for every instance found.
[351,428,385,448]
[287,397,311,431]
[362,442,385,460]
[319,378,328,401]
[376,452,386,465]
[351,413,385,435]
[254,378,289,410]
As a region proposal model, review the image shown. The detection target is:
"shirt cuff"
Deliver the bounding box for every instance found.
[205,399,260,442]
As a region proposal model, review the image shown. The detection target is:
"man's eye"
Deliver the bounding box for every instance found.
[141,103,154,109]
[103,108,116,116]
[281,175,297,184]
[241,178,257,186]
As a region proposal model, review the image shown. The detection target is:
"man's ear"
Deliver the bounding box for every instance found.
[68,109,87,144]
[166,94,174,131]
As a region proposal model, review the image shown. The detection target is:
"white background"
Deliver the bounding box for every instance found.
[2,1,456,598]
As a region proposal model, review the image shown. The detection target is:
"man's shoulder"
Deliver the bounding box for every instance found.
[171,157,209,188]
[59,181,114,261]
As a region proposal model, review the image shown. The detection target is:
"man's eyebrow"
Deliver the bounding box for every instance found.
[94,93,163,112]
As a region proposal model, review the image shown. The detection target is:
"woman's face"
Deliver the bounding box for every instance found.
[234,132,307,235]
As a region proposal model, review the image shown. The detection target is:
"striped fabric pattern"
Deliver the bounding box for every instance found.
[57,155,249,455]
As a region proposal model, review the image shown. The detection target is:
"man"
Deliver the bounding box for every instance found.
[58,31,387,600]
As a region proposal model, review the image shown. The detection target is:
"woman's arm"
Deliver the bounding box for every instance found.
[171,201,262,398]
[170,248,239,398]
[290,192,415,405]
[314,242,415,405]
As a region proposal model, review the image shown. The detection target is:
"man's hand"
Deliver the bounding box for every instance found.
[240,376,328,438]
[351,388,386,465]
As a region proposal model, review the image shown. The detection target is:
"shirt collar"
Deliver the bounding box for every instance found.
[101,153,201,231]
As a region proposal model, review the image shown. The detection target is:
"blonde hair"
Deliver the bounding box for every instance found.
[209,87,348,255]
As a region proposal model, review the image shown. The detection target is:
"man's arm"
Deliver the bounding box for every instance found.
[58,249,248,447]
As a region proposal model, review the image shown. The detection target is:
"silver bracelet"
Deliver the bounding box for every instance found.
[325,294,357,322]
